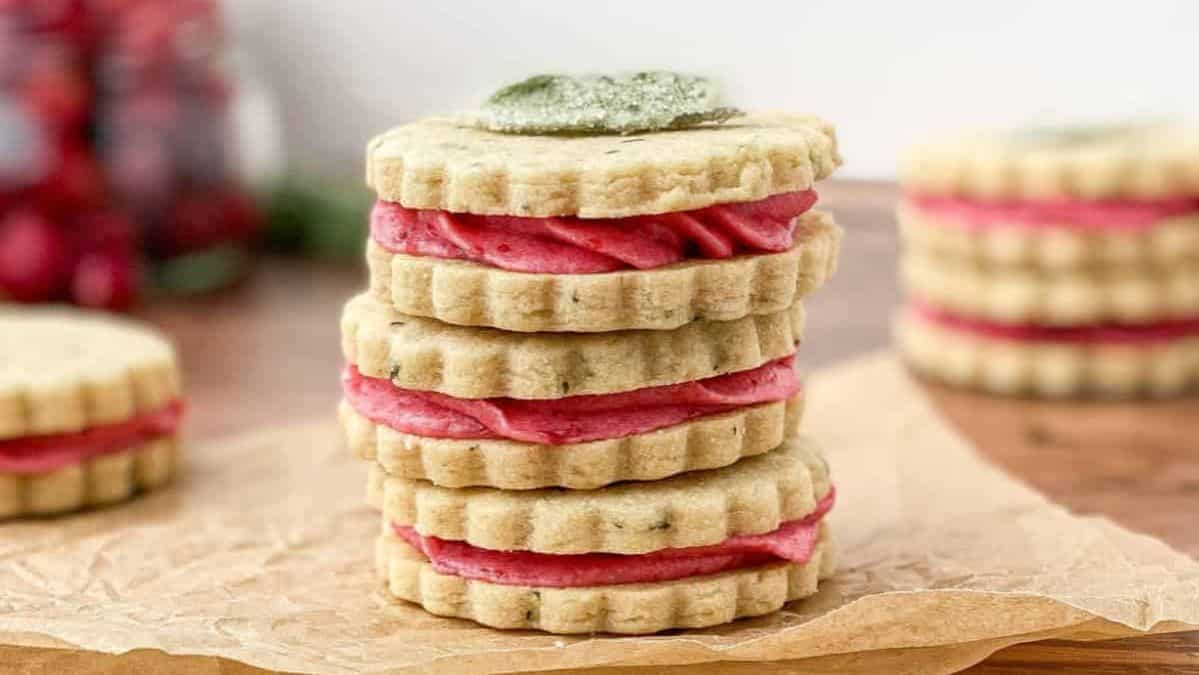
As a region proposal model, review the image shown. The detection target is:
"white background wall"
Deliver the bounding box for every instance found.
[226,0,1198,180]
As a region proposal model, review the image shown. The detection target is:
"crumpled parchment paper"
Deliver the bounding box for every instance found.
[1,353,1195,674]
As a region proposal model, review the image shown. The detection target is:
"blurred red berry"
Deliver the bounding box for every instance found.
[0,16,24,86]
[0,208,72,301]
[220,189,261,241]
[22,45,90,132]
[106,0,220,85]
[73,209,137,251]
[70,247,137,310]
[89,0,140,15]
[37,143,103,210]
[19,0,90,36]
[163,189,227,253]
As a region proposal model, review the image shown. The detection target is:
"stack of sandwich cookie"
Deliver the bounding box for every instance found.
[897,123,1199,397]
[0,310,183,518]
[339,72,844,633]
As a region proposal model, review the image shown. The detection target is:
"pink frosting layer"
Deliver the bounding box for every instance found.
[394,488,834,588]
[908,194,1199,232]
[913,302,1199,344]
[0,400,185,474]
[371,190,819,274]
[343,357,800,445]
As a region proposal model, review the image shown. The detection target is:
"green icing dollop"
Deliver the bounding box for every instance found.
[477,72,742,135]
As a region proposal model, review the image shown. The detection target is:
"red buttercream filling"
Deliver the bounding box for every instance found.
[0,400,185,474]
[914,302,1199,344]
[343,357,800,445]
[908,194,1199,232]
[393,488,834,588]
[370,190,819,274]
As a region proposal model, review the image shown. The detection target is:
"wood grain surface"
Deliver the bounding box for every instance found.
[129,180,1196,674]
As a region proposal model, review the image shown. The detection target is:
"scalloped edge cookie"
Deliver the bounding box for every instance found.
[899,202,1199,270]
[342,293,805,400]
[901,122,1199,200]
[0,436,180,519]
[367,210,841,333]
[367,436,830,555]
[896,310,1199,398]
[374,523,834,634]
[341,393,804,490]
[902,253,1199,325]
[0,309,181,441]
[366,112,841,218]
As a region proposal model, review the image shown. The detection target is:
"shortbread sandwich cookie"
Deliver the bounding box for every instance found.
[341,289,806,488]
[373,437,836,633]
[898,303,1199,398]
[902,251,1199,326]
[899,199,1199,269]
[365,100,841,332]
[341,292,804,400]
[900,123,1199,271]
[340,357,804,490]
[367,208,841,332]
[0,310,184,518]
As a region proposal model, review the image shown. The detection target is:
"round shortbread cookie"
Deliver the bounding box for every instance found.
[901,252,1199,326]
[374,523,834,635]
[0,437,180,519]
[367,209,841,333]
[366,112,841,218]
[368,436,831,555]
[341,393,803,490]
[899,202,1199,270]
[896,311,1199,398]
[901,122,1199,200]
[342,293,805,400]
[0,309,181,440]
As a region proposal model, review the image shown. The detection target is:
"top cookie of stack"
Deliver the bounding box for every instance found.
[897,122,1199,397]
[364,108,842,333]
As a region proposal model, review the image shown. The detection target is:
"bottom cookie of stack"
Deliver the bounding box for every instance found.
[369,437,836,634]
[898,304,1199,397]
[375,524,833,634]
